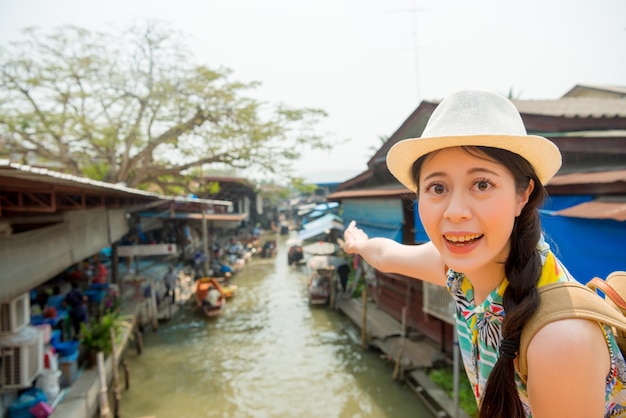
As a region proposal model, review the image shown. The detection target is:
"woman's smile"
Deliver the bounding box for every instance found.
[443,233,484,254]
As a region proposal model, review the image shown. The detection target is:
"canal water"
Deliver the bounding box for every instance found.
[121,235,435,418]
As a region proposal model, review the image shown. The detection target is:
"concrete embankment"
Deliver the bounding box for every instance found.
[49,298,148,418]
[49,257,193,418]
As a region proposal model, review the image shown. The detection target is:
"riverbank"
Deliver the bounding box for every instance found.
[335,297,472,418]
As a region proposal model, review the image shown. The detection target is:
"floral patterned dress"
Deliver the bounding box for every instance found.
[447,242,626,417]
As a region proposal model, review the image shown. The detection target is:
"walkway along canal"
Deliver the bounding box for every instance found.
[120,235,438,418]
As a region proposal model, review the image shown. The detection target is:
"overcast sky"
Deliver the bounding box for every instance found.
[1,0,625,183]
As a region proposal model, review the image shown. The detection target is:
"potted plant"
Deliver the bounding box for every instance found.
[79,311,133,368]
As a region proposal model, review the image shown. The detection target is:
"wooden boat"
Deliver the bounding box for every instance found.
[196,278,226,317]
[213,274,238,298]
[260,240,277,258]
[308,268,334,305]
[288,245,304,266]
[219,281,238,298]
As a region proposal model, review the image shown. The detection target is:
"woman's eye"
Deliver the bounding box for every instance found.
[428,183,445,194]
[473,180,492,191]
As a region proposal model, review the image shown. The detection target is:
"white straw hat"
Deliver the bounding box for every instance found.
[386,90,562,190]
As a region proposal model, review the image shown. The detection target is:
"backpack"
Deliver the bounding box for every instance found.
[518,271,626,385]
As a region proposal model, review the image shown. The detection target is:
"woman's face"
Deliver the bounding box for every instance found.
[418,147,532,278]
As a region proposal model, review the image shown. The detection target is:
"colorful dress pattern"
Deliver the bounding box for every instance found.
[447,241,626,417]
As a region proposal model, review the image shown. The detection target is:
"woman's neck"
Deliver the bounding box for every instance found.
[465,265,506,305]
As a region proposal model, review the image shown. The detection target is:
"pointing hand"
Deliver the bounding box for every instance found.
[342,221,369,254]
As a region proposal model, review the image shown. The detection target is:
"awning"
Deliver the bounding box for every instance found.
[297,203,317,216]
[306,210,325,218]
[314,202,339,211]
[298,213,344,241]
[307,255,348,269]
[301,202,340,219]
[302,242,340,255]
[136,211,247,222]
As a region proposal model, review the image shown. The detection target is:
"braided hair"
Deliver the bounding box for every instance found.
[412,146,546,418]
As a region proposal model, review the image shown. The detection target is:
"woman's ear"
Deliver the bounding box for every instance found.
[516,178,535,216]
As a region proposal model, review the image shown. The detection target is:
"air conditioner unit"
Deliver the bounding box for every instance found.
[0,293,30,335]
[0,326,43,389]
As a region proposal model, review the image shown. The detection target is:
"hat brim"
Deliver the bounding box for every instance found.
[386,134,562,191]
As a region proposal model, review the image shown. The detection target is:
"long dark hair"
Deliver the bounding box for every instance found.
[411,146,546,418]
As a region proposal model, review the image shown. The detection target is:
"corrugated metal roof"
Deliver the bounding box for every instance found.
[0,159,232,207]
[555,200,626,222]
[137,212,247,221]
[327,186,413,200]
[512,98,626,118]
[548,170,626,186]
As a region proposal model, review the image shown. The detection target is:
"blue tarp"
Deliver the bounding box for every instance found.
[413,203,429,244]
[540,211,626,284]
[342,199,405,242]
[350,220,403,242]
[543,195,594,211]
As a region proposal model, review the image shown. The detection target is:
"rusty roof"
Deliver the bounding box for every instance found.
[555,200,626,222]
[0,159,231,207]
[548,170,626,186]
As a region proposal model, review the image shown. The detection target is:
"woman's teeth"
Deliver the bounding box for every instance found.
[444,234,483,244]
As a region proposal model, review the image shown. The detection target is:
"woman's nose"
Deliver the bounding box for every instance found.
[443,190,471,221]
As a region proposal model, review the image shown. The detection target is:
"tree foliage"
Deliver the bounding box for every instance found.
[0,21,330,193]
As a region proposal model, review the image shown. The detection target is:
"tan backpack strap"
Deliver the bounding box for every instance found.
[518,279,626,385]
[588,272,626,315]
[588,276,626,312]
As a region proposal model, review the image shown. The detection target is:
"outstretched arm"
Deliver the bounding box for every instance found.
[342,221,446,286]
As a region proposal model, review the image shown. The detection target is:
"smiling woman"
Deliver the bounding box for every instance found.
[342,90,626,418]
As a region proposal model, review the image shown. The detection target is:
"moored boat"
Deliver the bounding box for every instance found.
[218,281,238,298]
[308,268,333,305]
[196,277,226,317]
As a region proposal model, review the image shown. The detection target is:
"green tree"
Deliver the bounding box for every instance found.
[0,21,330,193]
[289,177,318,197]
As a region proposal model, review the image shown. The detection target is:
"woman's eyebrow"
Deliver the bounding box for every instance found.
[422,171,446,182]
[468,167,501,177]
[421,167,501,182]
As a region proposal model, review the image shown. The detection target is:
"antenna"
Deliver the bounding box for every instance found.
[411,0,421,102]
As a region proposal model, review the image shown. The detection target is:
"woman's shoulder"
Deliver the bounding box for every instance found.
[527,317,609,376]
[525,318,612,416]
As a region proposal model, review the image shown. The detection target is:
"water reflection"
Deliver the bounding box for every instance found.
[121,236,434,418]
